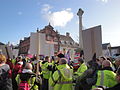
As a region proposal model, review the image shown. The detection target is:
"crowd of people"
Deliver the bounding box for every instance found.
[0,53,120,90]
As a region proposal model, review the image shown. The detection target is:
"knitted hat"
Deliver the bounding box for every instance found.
[57,53,65,58]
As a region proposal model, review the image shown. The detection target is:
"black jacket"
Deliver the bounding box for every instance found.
[106,83,120,90]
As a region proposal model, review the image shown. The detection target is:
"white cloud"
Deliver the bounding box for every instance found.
[45,11,74,27]
[41,4,52,13]
[97,0,109,3]
[41,4,74,27]
[48,9,73,27]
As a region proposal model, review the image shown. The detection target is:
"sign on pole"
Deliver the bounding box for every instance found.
[82,25,102,62]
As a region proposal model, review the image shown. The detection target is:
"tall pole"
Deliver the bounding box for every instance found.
[36,31,40,74]
[37,30,40,60]
[77,8,84,50]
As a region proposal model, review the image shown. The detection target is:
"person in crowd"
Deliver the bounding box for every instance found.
[6,58,14,70]
[93,59,117,89]
[94,66,120,90]
[0,54,12,90]
[105,66,120,90]
[41,56,52,90]
[13,56,23,78]
[102,60,113,71]
[16,63,38,90]
[52,53,65,74]
[106,57,116,72]
[97,56,107,70]
[74,58,87,77]
[56,53,65,64]
[49,58,73,90]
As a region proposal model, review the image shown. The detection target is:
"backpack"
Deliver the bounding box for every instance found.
[0,64,12,90]
[18,73,35,90]
[18,81,30,90]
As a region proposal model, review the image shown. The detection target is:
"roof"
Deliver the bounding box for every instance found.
[39,23,54,33]
[60,35,74,42]
[102,43,110,50]
[0,42,5,45]
[45,23,54,30]
[59,35,79,47]
[111,46,120,49]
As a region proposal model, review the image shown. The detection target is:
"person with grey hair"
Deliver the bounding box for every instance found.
[58,58,68,65]
[15,63,39,90]
[106,66,120,90]
[22,63,33,73]
[94,66,120,90]
[49,58,73,90]
[102,60,113,71]
[92,60,117,89]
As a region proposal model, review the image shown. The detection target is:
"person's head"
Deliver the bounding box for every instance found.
[115,56,120,68]
[78,58,84,64]
[96,58,101,65]
[57,53,65,62]
[0,54,6,64]
[99,56,106,64]
[116,67,120,83]
[57,53,65,58]
[59,58,67,65]
[102,60,111,68]
[45,56,50,62]
[17,56,22,61]
[24,63,33,70]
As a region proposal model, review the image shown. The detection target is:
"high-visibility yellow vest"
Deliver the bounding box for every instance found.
[16,74,38,90]
[41,62,51,79]
[93,70,117,89]
[74,63,87,76]
[49,64,73,90]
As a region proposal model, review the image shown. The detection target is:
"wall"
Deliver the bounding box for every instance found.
[29,32,54,57]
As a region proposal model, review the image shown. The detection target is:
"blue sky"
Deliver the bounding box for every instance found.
[0,0,120,46]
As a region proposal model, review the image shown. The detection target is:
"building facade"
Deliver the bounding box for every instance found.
[19,37,30,55]
[102,43,111,56]
[111,46,120,56]
[19,24,78,57]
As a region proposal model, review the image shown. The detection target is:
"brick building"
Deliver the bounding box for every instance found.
[19,37,30,55]
[19,23,78,56]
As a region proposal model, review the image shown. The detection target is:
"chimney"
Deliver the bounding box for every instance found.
[66,32,70,37]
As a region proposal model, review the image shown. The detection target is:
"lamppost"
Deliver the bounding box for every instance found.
[36,28,40,60]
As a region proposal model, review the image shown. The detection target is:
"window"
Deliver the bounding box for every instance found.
[61,41,64,44]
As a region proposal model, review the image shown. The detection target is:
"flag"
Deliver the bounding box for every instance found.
[65,49,71,64]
